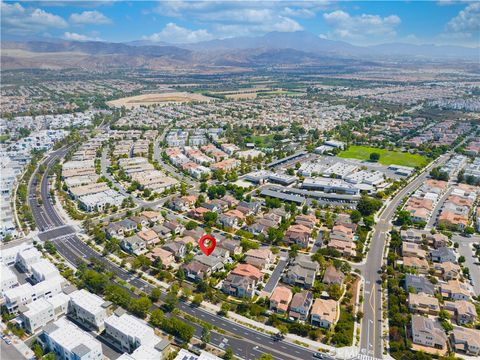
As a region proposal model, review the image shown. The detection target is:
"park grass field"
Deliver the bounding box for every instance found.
[338,145,429,168]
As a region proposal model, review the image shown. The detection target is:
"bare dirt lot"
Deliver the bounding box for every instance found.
[106,92,212,108]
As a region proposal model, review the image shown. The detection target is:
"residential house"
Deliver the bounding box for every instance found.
[408,293,440,315]
[322,266,345,286]
[222,264,262,298]
[218,240,242,256]
[289,291,313,321]
[152,225,172,238]
[162,242,186,259]
[129,215,149,229]
[404,274,434,295]
[430,247,456,263]
[283,255,319,289]
[188,207,210,221]
[434,262,461,281]
[401,229,423,244]
[141,211,163,224]
[402,243,427,259]
[163,221,185,235]
[426,233,449,249]
[183,261,211,282]
[403,256,429,274]
[121,235,146,255]
[330,224,354,242]
[285,224,311,248]
[310,298,337,328]
[269,286,293,313]
[137,229,160,247]
[195,255,225,273]
[171,195,197,212]
[244,248,273,270]
[326,239,356,257]
[450,326,480,356]
[439,280,471,300]
[411,315,448,350]
[236,201,261,216]
[146,248,174,267]
[444,300,477,325]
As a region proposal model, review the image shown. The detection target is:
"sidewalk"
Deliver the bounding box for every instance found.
[199,300,360,357]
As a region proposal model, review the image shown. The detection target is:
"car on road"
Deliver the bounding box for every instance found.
[313,352,324,359]
[272,333,284,341]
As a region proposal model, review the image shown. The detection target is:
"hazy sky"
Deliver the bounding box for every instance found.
[1,1,479,47]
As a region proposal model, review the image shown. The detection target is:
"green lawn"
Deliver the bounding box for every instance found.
[338,145,428,168]
[246,134,276,148]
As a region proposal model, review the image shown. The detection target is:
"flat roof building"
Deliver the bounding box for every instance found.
[41,317,103,360]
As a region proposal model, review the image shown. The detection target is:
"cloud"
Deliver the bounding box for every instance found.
[282,7,316,18]
[142,23,213,43]
[63,32,101,41]
[69,10,112,25]
[446,2,480,33]
[1,1,67,35]
[322,10,401,44]
[150,1,307,38]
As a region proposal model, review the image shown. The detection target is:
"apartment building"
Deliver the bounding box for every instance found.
[69,289,111,331]
[104,309,164,357]
[41,317,103,360]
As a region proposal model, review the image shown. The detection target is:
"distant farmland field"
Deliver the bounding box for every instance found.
[107,92,212,109]
[338,145,429,168]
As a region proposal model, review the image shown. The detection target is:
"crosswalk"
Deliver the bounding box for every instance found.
[356,355,382,360]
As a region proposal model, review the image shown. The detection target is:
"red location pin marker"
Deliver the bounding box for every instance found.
[199,234,216,256]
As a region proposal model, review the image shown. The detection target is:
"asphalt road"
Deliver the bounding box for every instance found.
[1,340,27,360]
[453,234,480,296]
[357,154,449,359]
[29,149,318,360]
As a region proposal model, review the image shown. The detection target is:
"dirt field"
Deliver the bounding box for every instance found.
[106,92,212,109]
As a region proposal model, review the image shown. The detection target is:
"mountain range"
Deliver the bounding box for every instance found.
[1,31,478,71]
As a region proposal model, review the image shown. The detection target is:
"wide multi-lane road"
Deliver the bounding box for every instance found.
[29,150,319,360]
[357,154,449,359]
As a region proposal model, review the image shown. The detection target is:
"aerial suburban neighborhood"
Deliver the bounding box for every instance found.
[1,1,479,360]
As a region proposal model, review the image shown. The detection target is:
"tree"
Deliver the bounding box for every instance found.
[327,283,343,300]
[192,293,204,306]
[150,288,161,302]
[219,302,230,316]
[256,355,273,360]
[129,297,152,318]
[185,220,197,230]
[201,325,211,344]
[396,210,412,226]
[350,210,362,224]
[164,290,178,312]
[464,226,474,235]
[149,308,164,327]
[32,342,43,359]
[357,195,383,216]
[204,211,218,226]
[223,348,234,360]
[369,152,380,162]
[161,318,194,343]
[277,324,288,337]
